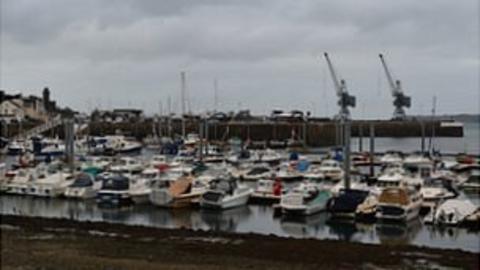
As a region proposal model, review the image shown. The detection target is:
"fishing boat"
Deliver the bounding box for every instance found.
[96,174,131,207]
[64,173,100,199]
[280,181,331,216]
[375,186,423,222]
[129,168,160,204]
[200,178,253,210]
[149,175,198,208]
[250,179,283,203]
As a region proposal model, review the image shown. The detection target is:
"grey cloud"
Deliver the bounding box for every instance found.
[0,0,478,117]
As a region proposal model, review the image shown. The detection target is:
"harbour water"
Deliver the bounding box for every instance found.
[1,120,479,253]
[1,191,479,252]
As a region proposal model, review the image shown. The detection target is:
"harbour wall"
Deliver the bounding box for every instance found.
[85,119,463,147]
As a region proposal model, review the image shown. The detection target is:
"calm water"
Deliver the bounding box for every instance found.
[1,194,479,252]
[350,121,480,155]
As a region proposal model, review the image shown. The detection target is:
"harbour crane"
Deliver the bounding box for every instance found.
[379,53,411,120]
[323,52,355,190]
[323,52,356,119]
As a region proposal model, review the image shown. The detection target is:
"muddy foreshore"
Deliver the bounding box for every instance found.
[1,214,478,269]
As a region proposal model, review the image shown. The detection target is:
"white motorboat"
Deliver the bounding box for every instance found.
[3,168,35,195]
[424,199,479,226]
[380,151,404,164]
[149,155,169,170]
[129,168,160,204]
[105,136,143,155]
[200,178,253,210]
[109,157,144,176]
[459,169,480,192]
[375,186,423,222]
[149,175,199,208]
[251,179,283,203]
[184,133,200,147]
[242,164,273,181]
[64,173,100,199]
[96,174,132,207]
[403,152,433,169]
[7,140,26,155]
[26,164,74,197]
[259,149,283,164]
[303,165,326,181]
[275,163,303,182]
[81,156,111,172]
[317,159,344,181]
[280,181,331,216]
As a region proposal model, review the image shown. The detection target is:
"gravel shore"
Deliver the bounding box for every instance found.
[1,215,478,269]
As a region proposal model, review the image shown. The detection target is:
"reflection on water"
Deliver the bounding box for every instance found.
[1,195,479,252]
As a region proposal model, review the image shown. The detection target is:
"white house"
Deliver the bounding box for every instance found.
[0,99,25,123]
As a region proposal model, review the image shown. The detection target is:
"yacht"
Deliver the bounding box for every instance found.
[200,178,253,210]
[251,179,283,203]
[64,173,101,199]
[96,174,131,207]
[375,186,423,222]
[280,182,331,216]
[129,168,160,204]
[149,175,198,208]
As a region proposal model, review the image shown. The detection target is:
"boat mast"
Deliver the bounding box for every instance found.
[180,71,186,138]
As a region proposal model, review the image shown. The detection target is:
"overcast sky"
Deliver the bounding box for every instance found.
[0,0,478,118]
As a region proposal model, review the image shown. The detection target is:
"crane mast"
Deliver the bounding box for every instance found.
[323,52,355,190]
[379,54,411,120]
[323,53,356,119]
